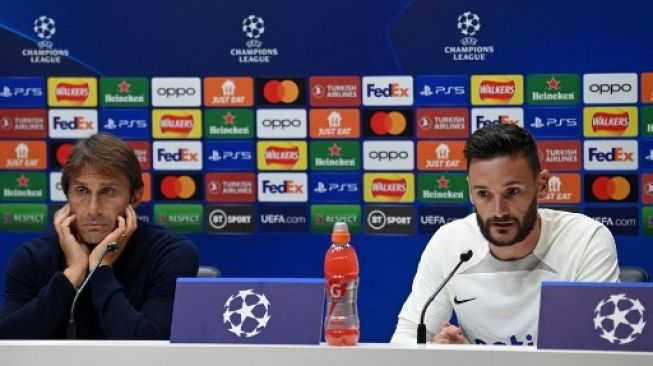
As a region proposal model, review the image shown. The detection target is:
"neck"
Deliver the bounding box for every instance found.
[490,214,541,261]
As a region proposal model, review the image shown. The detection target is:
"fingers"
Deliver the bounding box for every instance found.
[432,323,469,344]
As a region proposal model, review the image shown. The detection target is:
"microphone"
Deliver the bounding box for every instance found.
[417,249,473,344]
[66,242,119,339]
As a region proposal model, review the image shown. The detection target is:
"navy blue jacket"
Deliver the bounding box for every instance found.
[0,221,199,339]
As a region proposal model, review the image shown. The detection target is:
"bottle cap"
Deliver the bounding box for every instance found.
[331,222,350,245]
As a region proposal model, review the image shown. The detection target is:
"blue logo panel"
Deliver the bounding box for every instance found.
[99,109,150,139]
[258,205,308,233]
[415,75,468,106]
[204,140,255,171]
[310,172,360,203]
[418,205,470,234]
[640,140,653,170]
[584,207,639,236]
[0,77,46,107]
[525,107,581,137]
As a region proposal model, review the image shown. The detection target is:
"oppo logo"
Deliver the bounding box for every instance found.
[262,119,301,129]
[368,150,409,161]
[157,87,196,97]
[588,83,632,94]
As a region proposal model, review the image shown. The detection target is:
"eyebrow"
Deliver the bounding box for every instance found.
[471,181,525,189]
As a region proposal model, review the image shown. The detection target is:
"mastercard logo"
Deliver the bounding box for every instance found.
[263,80,300,104]
[590,176,631,201]
[369,111,407,135]
[159,175,198,199]
[55,143,74,168]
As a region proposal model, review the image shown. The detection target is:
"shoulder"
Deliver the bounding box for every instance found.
[537,208,615,255]
[133,221,198,259]
[6,232,62,277]
[423,213,484,261]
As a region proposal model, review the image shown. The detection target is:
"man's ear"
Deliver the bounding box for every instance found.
[130,187,144,208]
[538,169,550,195]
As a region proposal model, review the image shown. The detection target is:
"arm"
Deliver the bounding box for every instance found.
[88,239,199,339]
[576,225,620,282]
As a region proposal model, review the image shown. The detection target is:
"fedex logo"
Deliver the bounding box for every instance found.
[153,141,202,170]
[257,173,307,202]
[471,108,523,132]
[48,109,97,138]
[362,76,413,106]
[583,140,638,170]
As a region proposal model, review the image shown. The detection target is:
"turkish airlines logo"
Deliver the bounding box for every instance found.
[151,77,201,107]
[126,141,151,170]
[536,140,581,171]
[362,76,413,106]
[48,109,98,138]
[642,174,653,204]
[309,76,360,106]
[583,107,638,137]
[155,174,201,200]
[257,173,307,202]
[585,174,637,202]
[0,109,47,138]
[256,109,307,138]
[205,172,256,203]
[416,108,468,139]
[583,73,638,104]
[584,140,638,171]
[363,140,414,171]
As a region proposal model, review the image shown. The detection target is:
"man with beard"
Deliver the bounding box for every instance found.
[0,133,199,339]
[390,124,619,345]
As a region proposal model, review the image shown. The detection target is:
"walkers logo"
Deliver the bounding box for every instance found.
[204,77,254,107]
[0,203,47,231]
[0,77,45,107]
[206,204,255,234]
[362,76,413,106]
[0,141,47,170]
[537,140,581,171]
[363,109,413,138]
[417,173,468,203]
[641,141,653,169]
[583,73,638,104]
[642,107,653,137]
[311,205,361,233]
[364,205,414,235]
[151,77,201,107]
[309,76,360,106]
[415,108,468,139]
[48,109,98,138]
[99,77,149,107]
[22,15,70,64]
[310,172,360,203]
[363,140,414,171]
[49,172,65,202]
[585,207,638,236]
[309,141,360,171]
[48,77,97,107]
[256,109,307,139]
[471,108,523,132]
[204,141,255,171]
[641,73,653,103]
[0,172,47,201]
[525,107,581,137]
[204,109,254,139]
[231,14,279,64]
[49,140,74,169]
[418,206,470,234]
[205,172,256,203]
[642,173,653,204]
[471,75,523,105]
[100,109,149,139]
[257,141,307,171]
[0,109,47,138]
[644,207,653,235]
[415,75,468,106]
[527,74,580,105]
[257,173,308,202]
[152,109,202,138]
[583,107,638,137]
[309,109,360,139]
[154,173,201,200]
[126,141,151,170]
[584,140,638,171]
[258,205,308,233]
[363,173,414,203]
[153,141,202,171]
[585,174,638,203]
[154,204,203,233]
[539,173,581,204]
[257,78,305,105]
[417,141,466,171]
[444,11,495,61]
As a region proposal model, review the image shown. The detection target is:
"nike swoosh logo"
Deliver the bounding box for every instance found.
[453,296,477,305]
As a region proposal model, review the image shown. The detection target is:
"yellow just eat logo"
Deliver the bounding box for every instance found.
[471,75,524,105]
[257,141,307,170]
[363,173,414,202]
[583,107,638,137]
[152,109,202,138]
[48,77,98,107]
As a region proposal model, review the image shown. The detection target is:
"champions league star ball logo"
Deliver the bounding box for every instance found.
[593,293,646,345]
[457,12,480,36]
[242,15,265,39]
[223,289,271,338]
[34,15,56,41]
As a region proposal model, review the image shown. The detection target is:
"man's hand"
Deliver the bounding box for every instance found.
[54,204,89,288]
[432,321,470,344]
[88,204,138,270]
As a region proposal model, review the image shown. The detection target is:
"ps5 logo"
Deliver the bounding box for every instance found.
[103,118,147,130]
[313,182,358,193]
[530,117,577,128]
[419,85,465,97]
[207,150,253,161]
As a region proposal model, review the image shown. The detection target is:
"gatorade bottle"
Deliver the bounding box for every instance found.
[324,222,360,346]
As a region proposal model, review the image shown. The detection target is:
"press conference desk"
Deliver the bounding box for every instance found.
[1,341,651,366]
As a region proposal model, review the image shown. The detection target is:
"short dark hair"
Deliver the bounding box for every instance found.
[463,124,541,176]
[61,133,144,196]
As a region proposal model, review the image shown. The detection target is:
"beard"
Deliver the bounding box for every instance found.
[476,196,538,247]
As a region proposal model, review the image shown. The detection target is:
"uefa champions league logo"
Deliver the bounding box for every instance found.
[242,15,265,42]
[593,293,646,345]
[230,14,278,63]
[33,15,56,48]
[223,289,271,338]
[457,11,480,46]
[23,15,69,63]
[444,11,493,61]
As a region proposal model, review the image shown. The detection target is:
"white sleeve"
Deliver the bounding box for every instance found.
[390,232,454,343]
[575,225,620,282]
